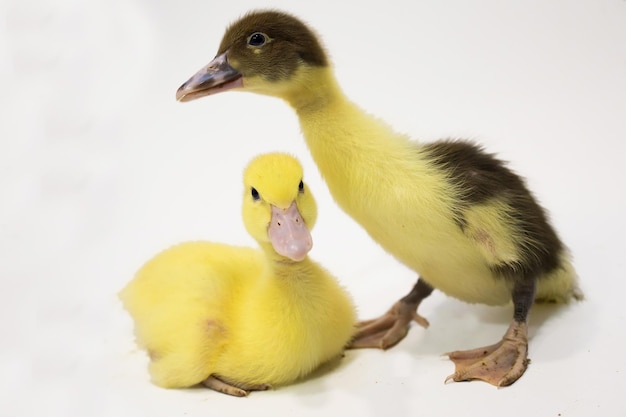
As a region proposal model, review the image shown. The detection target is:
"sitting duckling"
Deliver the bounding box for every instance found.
[175,10,583,387]
[119,153,356,396]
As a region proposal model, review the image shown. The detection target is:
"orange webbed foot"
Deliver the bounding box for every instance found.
[445,321,529,387]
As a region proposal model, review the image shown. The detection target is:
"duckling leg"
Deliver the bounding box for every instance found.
[202,375,272,397]
[446,278,535,387]
[349,278,433,349]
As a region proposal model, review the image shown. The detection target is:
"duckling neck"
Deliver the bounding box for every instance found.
[255,250,321,304]
[261,246,316,281]
[285,67,419,212]
[271,257,316,282]
[282,67,343,112]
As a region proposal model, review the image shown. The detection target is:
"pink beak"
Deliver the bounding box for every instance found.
[267,202,313,261]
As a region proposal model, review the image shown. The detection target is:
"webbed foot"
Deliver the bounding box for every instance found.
[445,321,529,387]
[348,299,429,349]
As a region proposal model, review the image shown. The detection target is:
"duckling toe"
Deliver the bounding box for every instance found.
[203,376,249,397]
[202,375,272,397]
[445,321,529,387]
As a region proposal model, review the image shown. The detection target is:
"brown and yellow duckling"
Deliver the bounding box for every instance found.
[175,10,583,387]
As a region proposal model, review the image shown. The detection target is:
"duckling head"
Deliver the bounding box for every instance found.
[242,153,317,262]
[176,10,328,102]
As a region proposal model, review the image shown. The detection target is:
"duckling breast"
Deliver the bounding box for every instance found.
[212,261,355,386]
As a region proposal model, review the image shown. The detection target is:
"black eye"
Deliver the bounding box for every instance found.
[248,32,267,47]
[298,180,304,193]
[251,187,260,200]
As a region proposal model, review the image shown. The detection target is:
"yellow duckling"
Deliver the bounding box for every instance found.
[175,10,583,387]
[119,153,356,396]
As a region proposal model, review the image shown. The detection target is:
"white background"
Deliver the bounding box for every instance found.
[3,0,626,415]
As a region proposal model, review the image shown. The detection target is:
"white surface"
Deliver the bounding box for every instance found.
[4,0,626,415]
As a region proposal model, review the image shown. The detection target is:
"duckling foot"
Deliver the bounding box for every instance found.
[203,375,272,397]
[445,321,529,387]
[348,299,430,349]
[349,279,432,349]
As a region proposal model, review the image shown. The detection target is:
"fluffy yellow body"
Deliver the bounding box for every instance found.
[120,241,356,389]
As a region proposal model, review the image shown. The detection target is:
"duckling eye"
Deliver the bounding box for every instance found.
[298,180,304,193]
[247,32,267,47]
[251,187,260,201]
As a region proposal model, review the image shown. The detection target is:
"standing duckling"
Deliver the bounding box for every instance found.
[175,10,583,387]
[119,153,356,396]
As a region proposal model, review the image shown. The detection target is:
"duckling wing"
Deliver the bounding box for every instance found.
[119,241,263,387]
[423,140,563,276]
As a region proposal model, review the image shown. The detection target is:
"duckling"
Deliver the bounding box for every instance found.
[175,10,583,387]
[119,153,357,396]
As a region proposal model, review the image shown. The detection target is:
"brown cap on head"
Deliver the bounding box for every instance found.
[176,10,329,101]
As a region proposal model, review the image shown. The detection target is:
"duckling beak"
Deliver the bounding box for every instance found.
[268,202,313,262]
[175,51,243,102]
